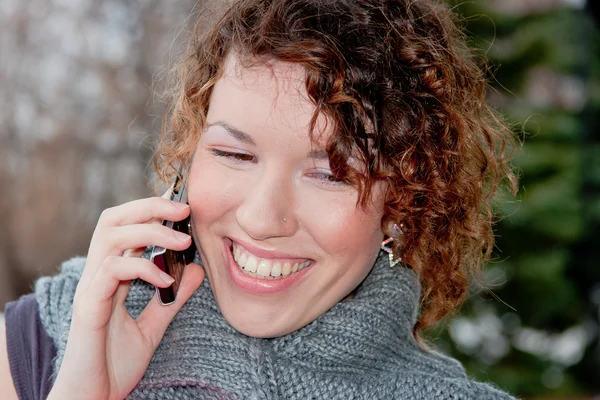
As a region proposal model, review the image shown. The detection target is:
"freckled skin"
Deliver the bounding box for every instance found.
[188,52,385,338]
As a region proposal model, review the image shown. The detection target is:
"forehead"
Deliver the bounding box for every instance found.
[222,52,305,97]
[208,52,331,142]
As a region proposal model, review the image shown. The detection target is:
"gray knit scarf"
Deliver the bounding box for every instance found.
[34,250,515,399]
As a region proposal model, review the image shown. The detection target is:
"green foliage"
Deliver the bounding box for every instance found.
[437,1,600,397]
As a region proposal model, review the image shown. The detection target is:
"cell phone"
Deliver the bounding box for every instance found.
[150,171,197,305]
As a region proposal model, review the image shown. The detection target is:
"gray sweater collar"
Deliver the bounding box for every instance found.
[35,250,514,399]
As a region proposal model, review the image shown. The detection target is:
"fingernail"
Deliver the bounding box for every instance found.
[172,202,189,209]
[159,271,175,284]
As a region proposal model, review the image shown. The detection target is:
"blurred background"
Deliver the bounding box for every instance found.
[0,0,598,398]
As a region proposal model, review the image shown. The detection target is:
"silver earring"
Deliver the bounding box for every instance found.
[381,224,403,268]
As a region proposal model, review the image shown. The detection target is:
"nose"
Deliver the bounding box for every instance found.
[235,169,298,240]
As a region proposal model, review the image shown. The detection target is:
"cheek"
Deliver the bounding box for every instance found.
[300,192,385,255]
[187,156,239,227]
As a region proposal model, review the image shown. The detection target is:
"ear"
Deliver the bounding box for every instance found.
[381,219,395,237]
[382,219,403,238]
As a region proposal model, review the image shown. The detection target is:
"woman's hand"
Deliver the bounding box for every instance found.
[47,194,205,400]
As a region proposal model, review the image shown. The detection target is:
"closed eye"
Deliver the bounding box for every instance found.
[210,149,255,163]
[307,171,348,186]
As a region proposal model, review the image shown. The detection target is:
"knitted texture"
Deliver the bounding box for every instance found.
[35,251,516,399]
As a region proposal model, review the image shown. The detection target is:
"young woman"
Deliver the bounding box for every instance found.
[1,0,518,398]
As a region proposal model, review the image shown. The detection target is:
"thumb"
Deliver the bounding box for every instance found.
[135,262,205,350]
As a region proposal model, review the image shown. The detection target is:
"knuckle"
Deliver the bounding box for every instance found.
[98,207,117,224]
[154,196,172,212]
[158,225,181,243]
[71,290,94,317]
[71,300,101,326]
[101,255,121,269]
[146,223,164,239]
[133,197,159,221]
[154,223,169,234]
[101,227,120,248]
[141,257,156,271]
[145,225,164,244]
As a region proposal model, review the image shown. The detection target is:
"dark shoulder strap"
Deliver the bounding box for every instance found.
[5,293,57,400]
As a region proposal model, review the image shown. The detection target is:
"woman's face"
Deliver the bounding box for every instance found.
[187,53,385,338]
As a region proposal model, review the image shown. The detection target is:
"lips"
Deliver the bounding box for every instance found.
[223,239,314,294]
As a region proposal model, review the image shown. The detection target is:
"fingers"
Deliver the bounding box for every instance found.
[136,263,205,351]
[73,257,177,329]
[93,256,175,301]
[96,196,189,228]
[123,190,174,258]
[94,223,191,257]
[82,224,191,289]
[80,192,193,290]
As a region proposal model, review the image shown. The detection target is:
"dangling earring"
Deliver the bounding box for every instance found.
[381,223,403,268]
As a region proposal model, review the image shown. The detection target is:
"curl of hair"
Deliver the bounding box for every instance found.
[153,0,518,335]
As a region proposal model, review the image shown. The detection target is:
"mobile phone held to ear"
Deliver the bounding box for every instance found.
[150,172,197,305]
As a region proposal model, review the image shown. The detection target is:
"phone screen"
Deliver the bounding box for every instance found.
[150,172,197,305]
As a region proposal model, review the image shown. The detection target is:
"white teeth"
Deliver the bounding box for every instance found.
[282,262,292,276]
[245,255,258,273]
[231,243,311,279]
[271,262,282,277]
[298,261,309,271]
[257,260,271,277]
[237,252,248,267]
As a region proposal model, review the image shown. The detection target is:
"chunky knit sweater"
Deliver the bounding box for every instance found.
[34,251,516,399]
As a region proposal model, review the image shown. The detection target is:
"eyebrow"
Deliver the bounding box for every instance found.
[208,121,256,146]
[307,149,329,160]
[207,120,330,160]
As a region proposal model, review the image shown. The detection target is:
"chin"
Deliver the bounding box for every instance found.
[220,307,302,338]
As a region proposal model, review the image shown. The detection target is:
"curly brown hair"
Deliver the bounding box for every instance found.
[153,0,518,334]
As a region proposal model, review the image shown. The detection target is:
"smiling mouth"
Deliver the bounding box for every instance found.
[230,242,312,280]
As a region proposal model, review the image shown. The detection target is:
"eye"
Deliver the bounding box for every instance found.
[210,149,256,163]
[307,171,347,186]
